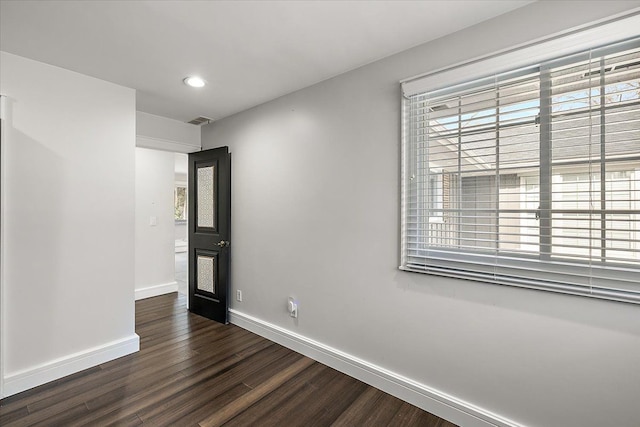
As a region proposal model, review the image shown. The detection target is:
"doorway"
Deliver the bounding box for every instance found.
[134,147,188,303]
[174,153,188,297]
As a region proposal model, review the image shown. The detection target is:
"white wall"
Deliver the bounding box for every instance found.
[201,2,640,427]
[135,147,177,300]
[0,52,138,397]
[136,111,201,153]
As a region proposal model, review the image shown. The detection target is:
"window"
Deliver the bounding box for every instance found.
[175,185,187,221]
[401,37,640,303]
[428,170,444,222]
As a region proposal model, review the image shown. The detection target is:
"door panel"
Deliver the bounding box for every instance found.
[188,147,230,323]
[195,252,217,294]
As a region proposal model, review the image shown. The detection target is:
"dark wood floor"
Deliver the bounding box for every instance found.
[0,293,458,426]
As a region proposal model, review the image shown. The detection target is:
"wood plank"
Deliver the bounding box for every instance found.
[72,342,281,426]
[331,386,382,426]
[388,402,449,426]
[222,362,327,427]
[8,402,89,427]
[285,366,368,426]
[0,405,29,425]
[198,356,316,427]
[0,366,102,416]
[136,345,293,422]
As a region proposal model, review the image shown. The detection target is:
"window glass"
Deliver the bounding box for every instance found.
[402,39,640,303]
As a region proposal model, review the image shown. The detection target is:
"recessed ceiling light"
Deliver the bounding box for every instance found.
[183,76,206,88]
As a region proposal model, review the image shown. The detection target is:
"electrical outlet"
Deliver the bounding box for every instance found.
[288,297,298,318]
[236,289,242,302]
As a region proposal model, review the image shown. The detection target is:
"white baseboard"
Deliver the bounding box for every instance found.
[135,281,178,301]
[229,309,522,427]
[2,334,139,398]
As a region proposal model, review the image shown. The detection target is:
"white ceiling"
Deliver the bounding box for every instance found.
[0,0,533,123]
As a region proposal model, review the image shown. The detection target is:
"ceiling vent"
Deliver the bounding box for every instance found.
[187,116,213,126]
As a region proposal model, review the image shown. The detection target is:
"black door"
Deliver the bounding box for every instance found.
[188,147,231,323]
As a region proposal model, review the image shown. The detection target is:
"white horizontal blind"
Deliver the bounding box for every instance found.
[401,38,640,303]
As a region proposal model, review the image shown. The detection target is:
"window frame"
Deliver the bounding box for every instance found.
[400,35,640,304]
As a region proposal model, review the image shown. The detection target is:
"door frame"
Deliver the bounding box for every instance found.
[134,135,199,309]
[174,170,189,309]
[1,95,8,398]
